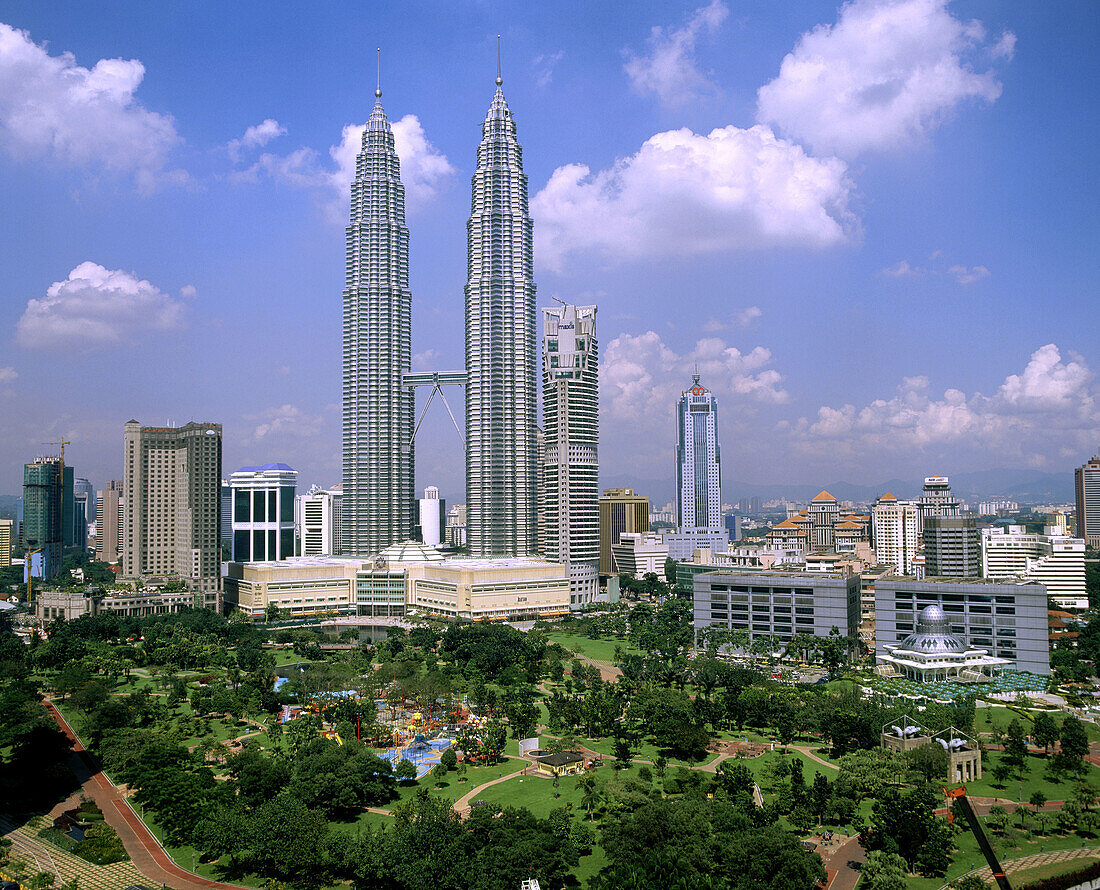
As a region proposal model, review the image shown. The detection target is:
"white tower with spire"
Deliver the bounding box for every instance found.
[342,52,415,555]
[465,40,539,556]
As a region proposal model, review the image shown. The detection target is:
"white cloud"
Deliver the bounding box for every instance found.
[533,50,565,88]
[0,21,182,190]
[180,284,197,298]
[237,113,454,216]
[701,306,763,331]
[624,0,728,106]
[17,262,188,348]
[412,349,441,370]
[246,404,324,443]
[532,124,856,272]
[227,118,285,161]
[948,264,990,284]
[0,366,16,385]
[787,344,1097,466]
[881,259,923,277]
[756,0,1014,156]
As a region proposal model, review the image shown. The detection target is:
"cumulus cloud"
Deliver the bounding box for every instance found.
[624,0,728,106]
[880,256,989,283]
[17,262,189,348]
[787,344,1097,465]
[0,366,16,385]
[246,404,324,442]
[227,118,285,161]
[236,114,454,215]
[881,259,923,277]
[756,0,1014,156]
[532,124,856,271]
[533,50,565,88]
[412,348,441,370]
[0,21,182,190]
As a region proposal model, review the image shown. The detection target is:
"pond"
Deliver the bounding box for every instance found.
[321,624,397,644]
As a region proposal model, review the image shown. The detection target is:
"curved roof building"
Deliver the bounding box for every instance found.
[879,604,1010,682]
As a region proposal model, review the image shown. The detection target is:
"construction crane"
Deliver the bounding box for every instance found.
[944,786,1012,890]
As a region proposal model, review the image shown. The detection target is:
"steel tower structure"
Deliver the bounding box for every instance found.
[342,69,414,555]
[465,56,538,556]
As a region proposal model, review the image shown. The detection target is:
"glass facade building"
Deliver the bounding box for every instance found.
[230,463,297,562]
[676,375,721,532]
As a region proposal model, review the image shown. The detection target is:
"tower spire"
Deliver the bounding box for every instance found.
[496,34,502,86]
[375,47,382,99]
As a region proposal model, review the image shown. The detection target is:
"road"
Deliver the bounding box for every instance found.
[45,701,253,890]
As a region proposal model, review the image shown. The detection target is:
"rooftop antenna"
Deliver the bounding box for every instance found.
[496,34,502,86]
[375,47,382,99]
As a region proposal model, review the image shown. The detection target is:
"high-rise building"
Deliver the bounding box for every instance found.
[541,302,599,607]
[915,475,961,532]
[0,519,12,569]
[922,515,980,578]
[122,421,222,605]
[295,484,343,556]
[342,78,414,556]
[418,486,446,547]
[22,456,74,580]
[445,503,467,549]
[230,464,297,562]
[807,490,840,551]
[676,375,721,532]
[982,525,1087,611]
[74,476,95,523]
[1075,454,1100,548]
[95,481,124,564]
[872,493,920,575]
[220,480,233,547]
[599,488,649,575]
[465,66,538,557]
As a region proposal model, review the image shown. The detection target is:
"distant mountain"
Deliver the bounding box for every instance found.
[599,468,1074,509]
[0,494,18,520]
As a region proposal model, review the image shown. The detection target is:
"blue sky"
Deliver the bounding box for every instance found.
[1,0,1096,503]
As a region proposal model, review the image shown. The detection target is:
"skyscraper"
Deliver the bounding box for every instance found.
[465,61,538,558]
[915,475,961,532]
[872,493,920,575]
[599,488,650,575]
[1075,454,1100,548]
[923,516,981,578]
[95,481,124,564]
[22,456,73,580]
[676,375,721,531]
[123,421,222,605]
[342,74,414,555]
[542,302,599,606]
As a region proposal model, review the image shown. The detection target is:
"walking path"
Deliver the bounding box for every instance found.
[820,834,866,890]
[44,701,253,890]
[789,745,841,772]
[939,846,1100,889]
[452,766,530,815]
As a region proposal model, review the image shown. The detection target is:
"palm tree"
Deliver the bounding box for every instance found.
[579,774,600,820]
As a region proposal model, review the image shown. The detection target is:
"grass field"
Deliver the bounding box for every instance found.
[544,632,641,666]
[1009,857,1100,887]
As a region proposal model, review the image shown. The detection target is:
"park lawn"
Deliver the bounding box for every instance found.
[742,749,835,801]
[1009,856,1100,886]
[958,749,1099,804]
[573,843,608,884]
[544,632,640,666]
[473,763,651,819]
[975,703,1034,734]
[141,810,269,889]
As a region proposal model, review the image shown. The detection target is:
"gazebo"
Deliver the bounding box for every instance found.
[879,605,1010,683]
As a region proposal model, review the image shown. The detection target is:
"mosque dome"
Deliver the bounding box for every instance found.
[897,604,968,655]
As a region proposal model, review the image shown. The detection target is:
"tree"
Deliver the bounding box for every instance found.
[394,759,418,785]
[861,850,909,890]
[1004,719,1029,769]
[1030,790,1048,811]
[865,785,956,875]
[1032,713,1060,754]
[440,747,457,772]
[1059,716,1090,769]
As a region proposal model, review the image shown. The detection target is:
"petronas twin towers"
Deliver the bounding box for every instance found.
[342,59,537,557]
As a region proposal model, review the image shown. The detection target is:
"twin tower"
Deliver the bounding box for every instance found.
[341,62,550,560]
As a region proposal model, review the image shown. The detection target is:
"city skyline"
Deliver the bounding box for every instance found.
[0,2,1097,499]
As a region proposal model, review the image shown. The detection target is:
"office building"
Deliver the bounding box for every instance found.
[662,528,728,561]
[220,480,232,546]
[693,570,862,643]
[1076,454,1100,547]
[445,503,467,548]
[766,499,870,556]
[807,490,840,550]
[37,586,199,622]
[122,421,222,605]
[922,515,981,578]
[342,78,415,555]
[0,519,12,569]
[465,67,538,557]
[875,577,1049,675]
[418,486,446,547]
[23,456,74,580]
[724,513,742,543]
[95,481,124,564]
[916,475,961,532]
[230,464,297,562]
[599,488,649,575]
[295,484,343,556]
[982,525,1087,610]
[541,302,599,607]
[872,493,920,575]
[610,532,670,576]
[676,375,721,532]
[405,558,569,622]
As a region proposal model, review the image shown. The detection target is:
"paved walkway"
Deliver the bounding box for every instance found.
[44,701,253,890]
[789,745,841,772]
[820,834,866,890]
[452,766,530,814]
[570,651,622,683]
[940,846,1100,889]
[0,815,150,890]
